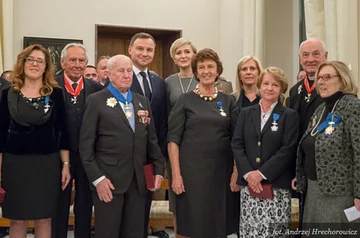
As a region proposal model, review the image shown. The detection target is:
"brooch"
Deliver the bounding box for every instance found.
[106,97,117,108]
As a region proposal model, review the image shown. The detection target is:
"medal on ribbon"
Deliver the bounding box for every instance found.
[271,113,280,132]
[107,83,133,119]
[304,77,315,102]
[44,96,50,113]
[216,101,226,117]
[63,76,84,104]
[316,112,341,137]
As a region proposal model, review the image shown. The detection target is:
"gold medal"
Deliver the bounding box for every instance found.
[124,102,132,119]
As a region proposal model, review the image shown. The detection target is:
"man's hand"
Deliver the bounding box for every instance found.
[150,175,163,191]
[291,178,297,191]
[96,178,115,203]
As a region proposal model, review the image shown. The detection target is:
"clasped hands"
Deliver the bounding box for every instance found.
[247,170,263,193]
[96,175,163,203]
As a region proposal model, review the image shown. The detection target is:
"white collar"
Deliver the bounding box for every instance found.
[132,65,148,76]
[259,99,277,113]
[64,73,82,85]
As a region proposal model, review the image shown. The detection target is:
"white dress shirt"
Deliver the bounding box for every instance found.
[132,65,153,93]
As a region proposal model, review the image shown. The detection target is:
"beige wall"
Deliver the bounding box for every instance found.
[12,0,299,88]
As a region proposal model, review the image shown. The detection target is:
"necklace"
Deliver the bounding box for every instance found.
[178,73,194,94]
[310,99,340,136]
[195,84,218,101]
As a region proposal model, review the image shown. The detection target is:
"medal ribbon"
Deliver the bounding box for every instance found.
[64,75,84,97]
[107,83,132,104]
[273,113,280,122]
[216,101,223,110]
[304,77,316,95]
[316,112,341,133]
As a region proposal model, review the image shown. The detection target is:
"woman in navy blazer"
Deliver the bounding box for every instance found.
[232,67,299,237]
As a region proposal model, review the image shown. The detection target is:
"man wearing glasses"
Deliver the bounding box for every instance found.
[52,43,103,238]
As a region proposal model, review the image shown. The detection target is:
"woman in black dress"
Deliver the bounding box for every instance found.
[168,48,239,238]
[0,44,70,237]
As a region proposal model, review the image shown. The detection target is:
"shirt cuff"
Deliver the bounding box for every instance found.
[93,175,106,186]
[258,170,267,180]
[156,175,164,179]
[243,172,251,180]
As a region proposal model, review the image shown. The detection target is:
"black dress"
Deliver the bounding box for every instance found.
[0,87,68,220]
[168,91,239,238]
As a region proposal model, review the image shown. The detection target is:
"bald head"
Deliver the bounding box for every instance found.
[299,39,328,77]
[108,55,133,93]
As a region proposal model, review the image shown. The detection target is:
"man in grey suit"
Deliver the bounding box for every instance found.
[79,55,165,238]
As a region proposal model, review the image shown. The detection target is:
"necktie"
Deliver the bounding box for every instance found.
[139,71,152,100]
[72,83,78,91]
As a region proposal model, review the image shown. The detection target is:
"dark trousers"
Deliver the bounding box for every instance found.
[93,175,146,238]
[51,151,93,238]
[144,190,153,237]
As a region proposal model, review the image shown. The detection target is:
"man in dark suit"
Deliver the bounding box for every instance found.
[288,39,328,227]
[52,43,103,238]
[128,32,168,238]
[79,54,165,238]
[97,55,110,87]
[0,77,10,98]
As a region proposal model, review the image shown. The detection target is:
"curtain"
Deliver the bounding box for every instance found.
[304,0,359,85]
[0,0,14,73]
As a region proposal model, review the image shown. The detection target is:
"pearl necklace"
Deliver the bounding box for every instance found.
[195,84,218,101]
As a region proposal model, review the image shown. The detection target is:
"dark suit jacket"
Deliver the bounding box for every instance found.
[232,103,299,189]
[130,71,168,157]
[288,79,323,136]
[296,95,360,197]
[56,74,103,151]
[79,89,165,195]
[0,77,10,99]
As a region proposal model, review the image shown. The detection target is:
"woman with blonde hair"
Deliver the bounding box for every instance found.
[234,55,263,111]
[0,44,70,237]
[232,67,299,237]
[165,38,198,238]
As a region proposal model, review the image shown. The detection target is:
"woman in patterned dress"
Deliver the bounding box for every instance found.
[232,67,299,237]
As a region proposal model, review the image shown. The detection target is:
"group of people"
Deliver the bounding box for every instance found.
[0,31,359,238]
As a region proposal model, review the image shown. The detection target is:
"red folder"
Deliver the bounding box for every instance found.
[143,163,155,190]
[0,187,6,204]
[248,183,274,200]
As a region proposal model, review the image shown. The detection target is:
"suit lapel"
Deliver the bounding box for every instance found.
[251,105,261,138]
[83,78,92,99]
[104,89,132,131]
[132,73,145,96]
[261,103,285,135]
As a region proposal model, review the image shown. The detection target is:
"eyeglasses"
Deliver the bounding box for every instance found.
[25,57,45,66]
[317,74,339,81]
[85,73,97,78]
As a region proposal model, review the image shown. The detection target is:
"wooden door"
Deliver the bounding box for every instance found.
[97,37,163,77]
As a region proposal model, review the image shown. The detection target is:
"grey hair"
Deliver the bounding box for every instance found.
[299,39,327,55]
[107,54,132,71]
[60,43,89,61]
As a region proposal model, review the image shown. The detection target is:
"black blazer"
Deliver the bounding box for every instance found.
[0,87,69,154]
[232,103,299,189]
[288,79,323,136]
[0,77,10,99]
[79,89,165,195]
[130,71,168,158]
[56,74,103,150]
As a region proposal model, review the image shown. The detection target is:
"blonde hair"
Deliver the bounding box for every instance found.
[257,67,288,94]
[315,61,358,95]
[12,44,58,96]
[234,55,263,100]
[169,38,197,60]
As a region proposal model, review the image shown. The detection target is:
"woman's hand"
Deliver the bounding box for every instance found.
[230,166,240,192]
[247,170,263,193]
[172,174,185,195]
[61,165,71,190]
[354,198,360,211]
[291,178,297,190]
